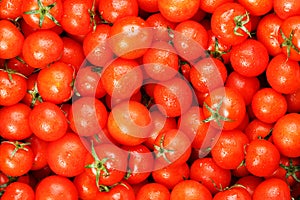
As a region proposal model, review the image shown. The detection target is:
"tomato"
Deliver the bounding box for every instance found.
[1,182,34,200]
[211,3,251,46]
[0,141,33,177]
[251,88,287,124]
[230,39,269,77]
[285,88,300,113]
[84,143,127,186]
[145,13,176,42]
[153,77,193,117]
[170,180,212,200]
[0,70,27,106]
[279,16,300,61]
[190,57,227,93]
[272,113,300,158]
[256,13,283,56]
[0,0,23,20]
[122,144,154,184]
[35,175,78,200]
[5,55,35,78]
[266,54,300,94]
[22,30,63,68]
[252,178,291,200]
[22,73,43,108]
[237,0,273,16]
[152,162,189,190]
[190,157,232,194]
[173,20,208,61]
[136,183,170,200]
[73,172,99,200]
[101,58,143,100]
[29,102,68,141]
[37,61,75,104]
[143,41,179,81]
[245,139,281,177]
[213,187,251,200]
[211,129,249,169]
[25,135,48,171]
[46,132,88,177]
[274,0,300,20]
[98,0,138,23]
[59,37,85,72]
[0,103,32,140]
[137,0,158,13]
[0,20,24,59]
[22,0,63,29]
[244,119,273,141]
[96,181,136,200]
[203,87,246,131]
[60,0,94,36]
[158,0,200,22]
[236,175,264,196]
[154,129,191,169]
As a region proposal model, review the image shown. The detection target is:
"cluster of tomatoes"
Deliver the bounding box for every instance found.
[1,0,300,199]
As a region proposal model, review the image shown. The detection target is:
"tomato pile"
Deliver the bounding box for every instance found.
[0,0,300,199]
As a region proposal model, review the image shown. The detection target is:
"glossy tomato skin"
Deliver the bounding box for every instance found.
[1,182,34,200]
[26,135,48,171]
[0,0,23,20]
[136,182,170,200]
[0,142,34,177]
[6,56,35,77]
[96,181,136,200]
[29,102,68,141]
[0,103,32,140]
[200,0,234,13]
[236,175,264,196]
[0,20,24,59]
[211,3,251,46]
[237,0,273,16]
[252,178,291,200]
[213,187,251,200]
[244,119,273,141]
[285,88,300,113]
[35,175,78,200]
[272,113,300,158]
[37,61,75,104]
[22,30,63,68]
[73,172,99,200]
[0,70,27,106]
[256,13,283,56]
[274,0,300,20]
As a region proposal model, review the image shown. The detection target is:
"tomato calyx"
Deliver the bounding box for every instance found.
[208,37,231,62]
[88,0,98,32]
[233,12,251,37]
[23,0,61,28]
[99,181,129,192]
[1,141,31,158]
[27,82,43,108]
[280,158,300,183]
[154,134,175,164]
[203,98,234,127]
[85,142,110,189]
[280,29,300,58]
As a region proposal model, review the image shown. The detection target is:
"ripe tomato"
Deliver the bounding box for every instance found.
[0,141,34,177]
[237,0,273,16]
[1,182,34,200]
[98,0,138,23]
[158,0,200,22]
[256,13,283,56]
[153,77,193,117]
[0,0,23,20]
[245,139,281,177]
[251,88,287,124]
[22,73,43,108]
[0,70,27,106]
[173,20,208,61]
[22,29,63,68]
[29,102,68,141]
[136,183,170,200]
[274,0,300,20]
[73,171,99,200]
[0,20,24,59]
[211,3,251,46]
[35,175,78,200]
[272,113,300,158]
[0,103,32,140]
[236,175,264,196]
[203,87,246,130]
[213,187,251,200]
[137,0,158,13]
[285,88,300,113]
[244,119,273,141]
[266,54,300,94]
[252,178,291,200]
[83,24,114,67]
[25,135,48,171]
[6,56,35,77]
[68,97,108,137]
[211,129,249,169]
[190,57,227,93]
[37,61,75,104]
[154,129,191,169]
[96,181,136,200]
[230,39,269,77]
[170,180,212,200]
[22,0,63,29]
[152,162,189,190]
[107,101,152,146]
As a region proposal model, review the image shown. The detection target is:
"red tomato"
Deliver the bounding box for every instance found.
[274,0,300,19]
[244,119,273,141]
[6,56,35,77]
[236,175,264,196]
[96,181,136,200]
[213,187,251,200]
[137,0,158,13]
[171,180,212,200]
[285,88,300,113]
[237,0,273,16]
[136,183,170,200]
[73,171,99,200]
[26,135,48,171]
[0,0,23,20]
[1,182,34,200]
